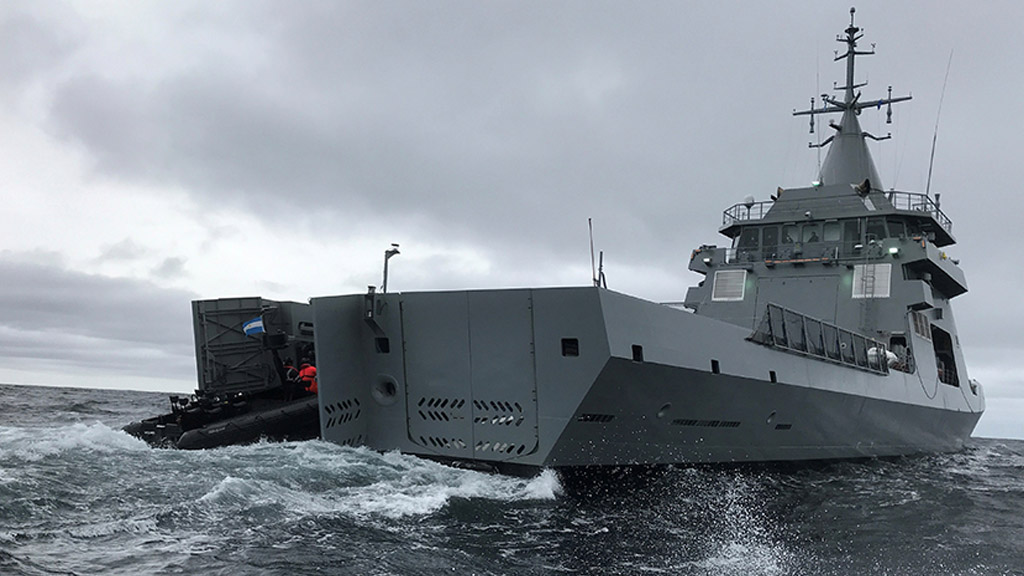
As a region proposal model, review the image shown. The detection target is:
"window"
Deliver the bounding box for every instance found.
[375,337,390,354]
[782,225,798,245]
[865,218,887,242]
[712,270,747,301]
[823,221,841,242]
[561,338,579,357]
[762,226,779,252]
[843,219,862,254]
[738,227,759,249]
[802,224,821,243]
[887,219,906,238]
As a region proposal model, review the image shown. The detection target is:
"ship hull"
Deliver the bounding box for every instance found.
[311,286,984,472]
[545,358,981,467]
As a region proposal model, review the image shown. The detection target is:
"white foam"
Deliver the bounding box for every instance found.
[677,475,797,576]
[198,475,258,505]
[184,446,562,522]
[0,422,149,462]
[322,457,562,520]
[67,517,158,539]
[523,469,563,500]
[691,541,794,576]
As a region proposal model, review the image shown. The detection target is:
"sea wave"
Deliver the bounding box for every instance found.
[191,443,562,521]
[0,421,149,462]
[3,384,1024,576]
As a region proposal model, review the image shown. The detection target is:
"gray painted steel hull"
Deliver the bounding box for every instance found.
[311,286,983,472]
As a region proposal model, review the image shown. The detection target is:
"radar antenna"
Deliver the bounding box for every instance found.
[793,8,911,143]
[792,7,912,189]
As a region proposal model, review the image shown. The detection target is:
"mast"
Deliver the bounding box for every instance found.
[793,7,911,190]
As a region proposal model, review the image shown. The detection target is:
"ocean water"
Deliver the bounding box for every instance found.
[0,383,1021,576]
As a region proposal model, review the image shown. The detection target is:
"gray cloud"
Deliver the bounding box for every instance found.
[95,238,147,263]
[0,4,81,94]
[152,256,187,280]
[43,2,810,265]
[0,252,196,380]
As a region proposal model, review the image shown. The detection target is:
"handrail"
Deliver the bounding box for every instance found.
[722,201,773,227]
[748,303,890,375]
[721,191,952,234]
[885,191,953,233]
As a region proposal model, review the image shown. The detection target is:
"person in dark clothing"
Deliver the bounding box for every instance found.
[281,357,302,400]
[283,358,300,384]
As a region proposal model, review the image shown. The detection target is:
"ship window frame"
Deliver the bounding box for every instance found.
[801,223,821,243]
[823,221,841,242]
[865,217,887,243]
[843,219,862,255]
[561,338,580,357]
[762,226,779,254]
[738,227,760,250]
[781,224,798,245]
[887,219,907,239]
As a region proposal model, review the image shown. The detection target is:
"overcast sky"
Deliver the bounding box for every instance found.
[1,1,1021,438]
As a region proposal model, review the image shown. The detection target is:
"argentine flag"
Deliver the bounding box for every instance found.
[243,316,265,336]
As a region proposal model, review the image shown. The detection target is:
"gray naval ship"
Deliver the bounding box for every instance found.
[310,9,983,474]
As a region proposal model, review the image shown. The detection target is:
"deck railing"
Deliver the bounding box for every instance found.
[749,303,890,375]
[721,191,952,234]
[722,201,773,227]
[885,191,953,234]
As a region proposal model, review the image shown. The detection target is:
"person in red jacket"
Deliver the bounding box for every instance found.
[298,358,318,394]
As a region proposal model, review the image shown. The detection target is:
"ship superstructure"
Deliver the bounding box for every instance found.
[310,9,983,473]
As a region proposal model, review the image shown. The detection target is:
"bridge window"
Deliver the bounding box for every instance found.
[739,227,760,249]
[782,225,798,245]
[887,219,906,238]
[762,226,779,253]
[823,222,841,242]
[843,219,862,254]
[866,218,887,243]
[802,224,821,243]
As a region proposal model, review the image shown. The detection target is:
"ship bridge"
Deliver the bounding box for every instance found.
[685,5,970,338]
[720,187,955,248]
